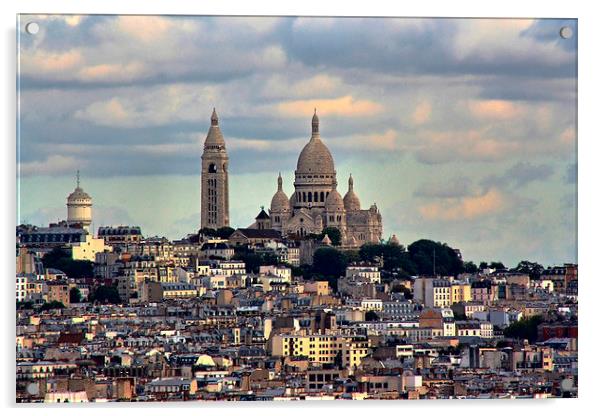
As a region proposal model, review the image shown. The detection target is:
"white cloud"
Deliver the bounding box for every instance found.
[20,155,79,177]
[73,84,220,127]
[277,95,383,118]
[418,188,506,221]
[412,101,432,125]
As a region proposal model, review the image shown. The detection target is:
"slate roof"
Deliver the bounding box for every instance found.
[232,228,281,239]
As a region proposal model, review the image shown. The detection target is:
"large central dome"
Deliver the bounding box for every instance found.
[295,111,335,175]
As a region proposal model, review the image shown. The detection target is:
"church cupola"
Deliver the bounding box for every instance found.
[270,173,290,232]
[343,174,361,211]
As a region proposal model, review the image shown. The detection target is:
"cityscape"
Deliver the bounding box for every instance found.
[16,15,577,402]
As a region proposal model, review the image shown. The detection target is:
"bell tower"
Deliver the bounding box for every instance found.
[201,108,229,229]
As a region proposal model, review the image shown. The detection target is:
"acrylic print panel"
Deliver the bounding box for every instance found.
[16,15,577,402]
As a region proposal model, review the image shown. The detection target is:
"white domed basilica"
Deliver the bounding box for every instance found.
[253,111,383,248]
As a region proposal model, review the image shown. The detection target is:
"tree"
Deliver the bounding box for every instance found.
[359,242,412,274]
[233,247,278,273]
[503,315,544,343]
[90,285,121,304]
[42,247,93,279]
[453,311,467,321]
[16,301,34,310]
[39,301,65,311]
[463,261,478,274]
[291,264,311,279]
[320,227,342,246]
[199,227,217,237]
[69,287,82,304]
[359,243,383,263]
[489,261,506,270]
[313,247,348,278]
[479,262,489,270]
[513,260,545,280]
[365,310,380,321]
[407,239,463,277]
[398,251,418,276]
[233,248,262,273]
[312,247,348,290]
[216,226,235,239]
[345,250,361,265]
[358,239,465,277]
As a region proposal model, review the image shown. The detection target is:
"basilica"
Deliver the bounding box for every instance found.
[252,111,383,248]
[200,109,383,248]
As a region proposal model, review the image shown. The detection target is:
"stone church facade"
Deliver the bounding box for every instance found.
[254,111,383,248]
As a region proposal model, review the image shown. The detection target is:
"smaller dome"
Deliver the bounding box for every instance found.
[325,188,344,211]
[67,171,91,202]
[270,174,290,212]
[68,187,91,202]
[389,234,400,245]
[343,174,361,211]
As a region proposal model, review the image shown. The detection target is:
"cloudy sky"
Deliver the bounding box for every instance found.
[17,15,577,267]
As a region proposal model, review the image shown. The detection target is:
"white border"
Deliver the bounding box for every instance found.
[2,1,600,415]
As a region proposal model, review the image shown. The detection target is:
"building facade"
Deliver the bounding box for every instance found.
[200,109,230,230]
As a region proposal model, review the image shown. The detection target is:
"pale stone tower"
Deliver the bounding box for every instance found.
[201,108,229,230]
[66,170,92,232]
